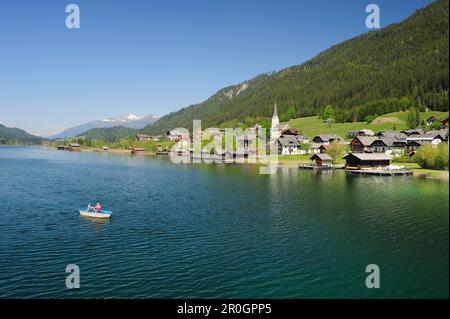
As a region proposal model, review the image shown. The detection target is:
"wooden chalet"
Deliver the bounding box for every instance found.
[343,153,392,170]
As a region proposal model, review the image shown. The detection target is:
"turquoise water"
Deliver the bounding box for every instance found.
[0,147,448,298]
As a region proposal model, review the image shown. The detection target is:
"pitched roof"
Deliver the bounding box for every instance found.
[376,130,408,140]
[277,135,299,146]
[313,134,343,142]
[358,129,375,136]
[354,136,378,146]
[311,153,333,161]
[343,153,392,161]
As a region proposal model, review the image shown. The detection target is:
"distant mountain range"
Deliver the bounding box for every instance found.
[0,123,45,145]
[142,0,449,134]
[48,113,159,139]
[76,126,138,141]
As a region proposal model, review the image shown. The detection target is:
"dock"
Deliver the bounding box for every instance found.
[299,164,345,170]
[346,169,413,176]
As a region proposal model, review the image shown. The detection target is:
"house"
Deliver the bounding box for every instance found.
[401,129,424,136]
[426,116,438,126]
[167,129,190,142]
[357,129,375,137]
[375,131,408,141]
[426,129,449,141]
[406,140,430,153]
[296,135,310,144]
[350,136,378,153]
[277,135,301,155]
[347,131,358,139]
[282,128,300,136]
[343,153,392,170]
[136,134,153,141]
[371,137,406,155]
[318,144,329,154]
[237,135,256,155]
[310,153,333,167]
[309,143,323,154]
[69,143,80,151]
[312,134,344,145]
[406,130,448,144]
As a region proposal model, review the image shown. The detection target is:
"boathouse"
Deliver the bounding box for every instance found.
[343,153,392,170]
[310,153,333,167]
[69,143,80,151]
[131,147,146,154]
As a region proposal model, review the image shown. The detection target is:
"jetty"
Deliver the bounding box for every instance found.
[346,169,413,176]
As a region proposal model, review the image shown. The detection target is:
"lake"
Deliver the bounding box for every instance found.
[0,147,448,298]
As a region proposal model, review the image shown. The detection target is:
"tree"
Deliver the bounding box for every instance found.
[365,114,377,124]
[322,105,335,121]
[280,106,297,122]
[406,107,417,129]
[414,143,449,170]
[326,140,347,164]
[415,108,421,127]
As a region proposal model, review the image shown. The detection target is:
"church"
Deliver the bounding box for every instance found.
[270,102,289,140]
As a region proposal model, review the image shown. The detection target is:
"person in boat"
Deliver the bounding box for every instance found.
[95,203,102,212]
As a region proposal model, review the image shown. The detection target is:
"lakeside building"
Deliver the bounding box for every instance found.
[310,153,333,167]
[406,140,430,155]
[277,135,302,155]
[167,129,190,142]
[136,134,161,141]
[69,143,80,151]
[343,153,392,170]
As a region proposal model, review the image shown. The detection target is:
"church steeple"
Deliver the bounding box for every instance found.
[271,101,280,140]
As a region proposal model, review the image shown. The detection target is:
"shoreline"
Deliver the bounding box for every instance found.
[13,145,450,182]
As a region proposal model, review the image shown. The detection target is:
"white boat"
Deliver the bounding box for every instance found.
[79,208,112,219]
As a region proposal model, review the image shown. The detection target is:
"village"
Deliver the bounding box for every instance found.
[57,103,449,177]
[128,104,449,175]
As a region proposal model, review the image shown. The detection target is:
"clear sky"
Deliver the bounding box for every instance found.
[0,0,433,136]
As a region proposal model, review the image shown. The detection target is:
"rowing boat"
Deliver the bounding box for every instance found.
[79,209,112,219]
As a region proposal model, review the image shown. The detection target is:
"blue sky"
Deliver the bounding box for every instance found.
[0,0,433,135]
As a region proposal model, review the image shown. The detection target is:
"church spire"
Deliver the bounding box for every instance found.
[273,101,278,118]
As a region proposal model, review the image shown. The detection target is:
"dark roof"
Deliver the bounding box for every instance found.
[407,140,430,146]
[310,153,333,161]
[376,131,408,140]
[343,153,392,161]
[313,134,343,142]
[357,129,375,136]
[278,136,299,146]
[353,136,378,146]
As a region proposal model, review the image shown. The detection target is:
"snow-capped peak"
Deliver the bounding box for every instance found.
[121,113,142,122]
[101,113,143,123]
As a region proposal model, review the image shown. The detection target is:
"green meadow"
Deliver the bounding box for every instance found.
[288,111,448,140]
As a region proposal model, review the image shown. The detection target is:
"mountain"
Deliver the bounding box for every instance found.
[49,113,159,139]
[0,123,45,145]
[76,126,138,142]
[142,0,449,135]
